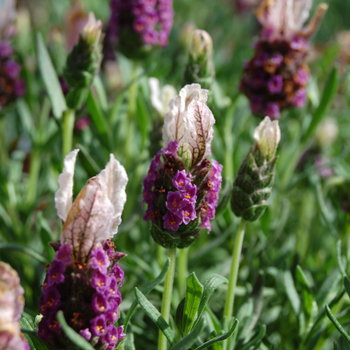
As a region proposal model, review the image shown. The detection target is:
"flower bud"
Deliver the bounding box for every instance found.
[63,12,103,110]
[39,150,128,349]
[253,116,281,161]
[0,262,29,350]
[182,30,215,90]
[231,117,280,221]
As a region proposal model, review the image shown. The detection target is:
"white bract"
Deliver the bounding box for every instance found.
[256,0,328,40]
[253,116,281,160]
[55,150,128,257]
[148,77,177,117]
[162,84,215,168]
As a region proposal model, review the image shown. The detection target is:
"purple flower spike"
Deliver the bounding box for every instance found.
[106,300,119,322]
[5,60,20,79]
[163,211,182,231]
[265,103,280,119]
[291,88,306,108]
[80,328,92,341]
[55,244,73,266]
[0,42,13,58]
[103,324,119,349]
[173,170,189,191]
[90,315,107,337]
[92,293,109,314]
[90,248,110,272]
[267,75,283,94]
[166,191,185,216]
[182,202,196,224]
[91,270,110,291]
[47,260,65,286]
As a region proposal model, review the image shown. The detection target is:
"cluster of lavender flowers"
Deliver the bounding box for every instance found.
[38,149,128,349]
[38,241,125,349]
[143,141,222,232]
[0,262,29,350]
[0,0,25,111]
[240,0,327,119]
[105,0,173,59]
[143,84,222,248]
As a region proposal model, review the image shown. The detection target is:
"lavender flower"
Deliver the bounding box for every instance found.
[240,0,328,119]
[0,262,29,350]
[0,0,25,111]
[104,0,174,60]
[143,84,223,248]
[38,150,128,349]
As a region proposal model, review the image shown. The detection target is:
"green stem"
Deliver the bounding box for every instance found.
[178,247,189,298]
[0,117,8,165]
[125,61,138,166]
[157,245,165,267]
[25,149,41,206]
[158,248,176,350]
[62,108,75,157]
[223,218,246,321]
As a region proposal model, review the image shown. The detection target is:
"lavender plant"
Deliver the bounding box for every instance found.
[240,0,328,118]
[38,150,128,349]
[143,84,223,248]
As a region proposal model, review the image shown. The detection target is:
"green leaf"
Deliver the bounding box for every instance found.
[240,324,266,350]
[125,323,136,350]
[136,91,150,149]
[182,272,204,335]
[37,211,55,262]
[170,318,206,350]
[124,258,170,330]
[175,298,186,334]
[134,288,176,346]
[86,90,111,148]
[194,319,239,350]
[36,33,67,119]
[56,311,95,350]
[0,243,48,264]
[325,305,350,345]
[16,99,35,139]
[337,240,346,278]
[194,274,228,329]
[296,265,313,318]
[283,270,300,316]
[20,317,48,350]
[303,67,338,142]
[344,277,350,299]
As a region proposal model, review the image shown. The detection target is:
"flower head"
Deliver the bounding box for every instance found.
[144,85,222,248]
[240,0,328,118]
[0,262,28,350]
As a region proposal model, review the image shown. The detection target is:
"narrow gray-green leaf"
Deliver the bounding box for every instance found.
[183,272,204,335]
[124,258,170,330]
[337,240,346,277]
[176,298,186,335]
[283,270,300,316]
[325,305,350,345]
[303,67,338,142]
[194,319,239,350]
[36,33,66,119]
[170,318,205,350]
[0,243,47,264]
[194,274,228,329]
[344,277,350,299]
[134,288,176,346]
[296,265,313,317]
[240,324,266,350]
[125,323,136,350]
[56,311,95,350]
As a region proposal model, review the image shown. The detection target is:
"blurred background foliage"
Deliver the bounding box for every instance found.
[1,0,350,349]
